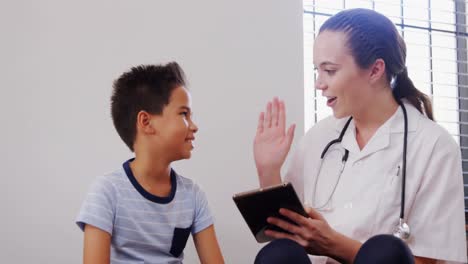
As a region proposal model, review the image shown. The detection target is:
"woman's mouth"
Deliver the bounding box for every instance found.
[327,96,337,107]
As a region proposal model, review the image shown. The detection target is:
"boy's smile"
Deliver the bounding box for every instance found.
[149,86,198,161]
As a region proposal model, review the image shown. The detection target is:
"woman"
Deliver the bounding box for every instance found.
[253,9,466,264]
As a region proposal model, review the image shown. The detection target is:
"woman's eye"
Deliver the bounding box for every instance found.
[325,69,336,75]
[180,112,188,116]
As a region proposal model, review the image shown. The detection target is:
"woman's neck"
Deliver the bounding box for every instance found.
[353,90,399,150]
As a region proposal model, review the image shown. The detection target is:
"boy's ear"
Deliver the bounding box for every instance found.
[136,111,157,134]
[369,58,386,84]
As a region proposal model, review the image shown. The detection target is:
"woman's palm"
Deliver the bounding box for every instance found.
[254,98,295,173]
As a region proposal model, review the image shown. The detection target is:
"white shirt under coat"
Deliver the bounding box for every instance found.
[285,102,467,264]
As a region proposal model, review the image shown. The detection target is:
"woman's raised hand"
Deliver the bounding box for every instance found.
[253,97,295,187]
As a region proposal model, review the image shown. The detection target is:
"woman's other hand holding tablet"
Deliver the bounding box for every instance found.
[264,206,362,264]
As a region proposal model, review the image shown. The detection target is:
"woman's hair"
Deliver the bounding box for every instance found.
[319,8,434,120]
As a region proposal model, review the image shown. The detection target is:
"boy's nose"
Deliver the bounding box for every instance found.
[190,121,198,133]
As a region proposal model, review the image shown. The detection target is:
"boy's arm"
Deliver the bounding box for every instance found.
[193,225,224,264]
[83,224,111,264]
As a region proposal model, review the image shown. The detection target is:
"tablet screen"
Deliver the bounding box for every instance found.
[233,182,307,243]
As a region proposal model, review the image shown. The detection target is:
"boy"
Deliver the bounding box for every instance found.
[76,62,224,263]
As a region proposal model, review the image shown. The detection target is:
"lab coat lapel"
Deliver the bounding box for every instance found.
[357,123,391,160]
[332,101,420,162]
[339,118,361,155]
[336,114,392,161]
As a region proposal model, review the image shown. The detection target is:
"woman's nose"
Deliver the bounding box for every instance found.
[315,77,326,90]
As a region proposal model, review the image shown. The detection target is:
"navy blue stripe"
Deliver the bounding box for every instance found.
[123,158,177,204]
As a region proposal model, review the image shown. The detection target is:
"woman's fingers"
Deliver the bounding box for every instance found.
[260,97,289,132]
[280,209,311,225]
[265,217,311,248]
[272,97,279,127]
[267,215,316,244]
[277,209,317,236]
[265,209,335,256]
[264,230,307,247]
[257,112,265,134]
[304,206,326,221]
[264,102,272,128]
[267,217,303,235]
[262,98,283,128]
[276,209,324,240]
[278,99,286,131]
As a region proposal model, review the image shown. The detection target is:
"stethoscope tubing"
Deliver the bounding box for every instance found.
[400,100,408,220]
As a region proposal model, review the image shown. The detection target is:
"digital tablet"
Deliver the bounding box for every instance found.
[232,182,308,243]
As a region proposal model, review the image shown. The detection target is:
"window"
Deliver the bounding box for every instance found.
[303,0,468,216]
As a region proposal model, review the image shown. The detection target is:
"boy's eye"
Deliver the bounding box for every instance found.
[181,111,191,117]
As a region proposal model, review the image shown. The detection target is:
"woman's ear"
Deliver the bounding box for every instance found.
[369,58,386,84]
[136,111,157,134]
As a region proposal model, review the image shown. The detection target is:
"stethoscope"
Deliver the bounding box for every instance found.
[312,100,410,241]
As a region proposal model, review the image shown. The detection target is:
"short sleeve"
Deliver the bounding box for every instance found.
[75,176,117,235]
[191,184,214,234]
[407,132,467,263]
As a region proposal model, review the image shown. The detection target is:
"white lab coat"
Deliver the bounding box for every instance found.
[285,102,467,263]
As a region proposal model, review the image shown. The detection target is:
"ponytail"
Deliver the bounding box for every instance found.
[392,68,434,121]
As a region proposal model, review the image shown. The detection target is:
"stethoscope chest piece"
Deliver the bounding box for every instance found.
[393,218,411,240]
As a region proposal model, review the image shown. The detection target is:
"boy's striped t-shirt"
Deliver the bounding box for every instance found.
[76,159,213,264]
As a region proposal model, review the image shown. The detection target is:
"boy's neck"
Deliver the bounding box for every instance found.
[130,155,171,183]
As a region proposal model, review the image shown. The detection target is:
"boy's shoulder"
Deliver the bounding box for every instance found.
[175,171,192,184]
[101,166,127,183]
[88,166,128,193]
[174,170,205,195]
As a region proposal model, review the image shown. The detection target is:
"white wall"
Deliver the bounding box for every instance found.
[0,0,303,263]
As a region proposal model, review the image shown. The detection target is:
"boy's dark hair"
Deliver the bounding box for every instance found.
[111,62,187,151]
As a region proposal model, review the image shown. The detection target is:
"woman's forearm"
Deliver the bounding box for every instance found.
[328,232,362,264]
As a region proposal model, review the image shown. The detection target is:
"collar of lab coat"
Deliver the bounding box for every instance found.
[333,101,422,158]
